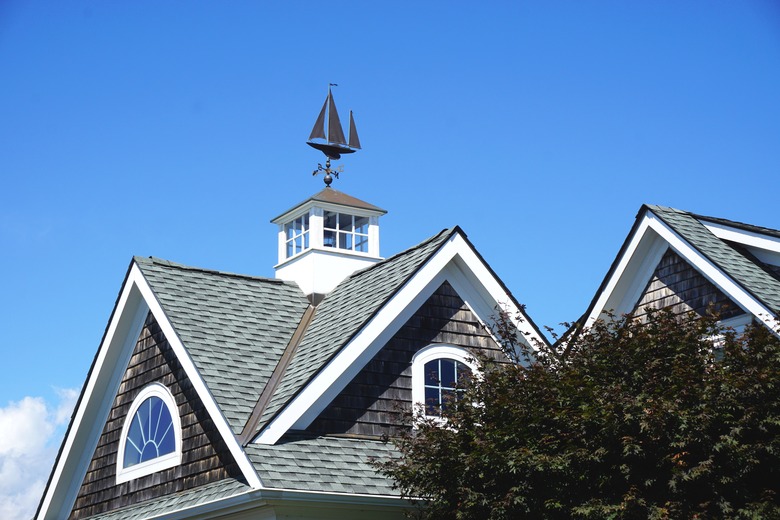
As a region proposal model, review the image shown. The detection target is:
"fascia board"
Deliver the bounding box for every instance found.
[703,221,780,254]
[704,221,780,266]
[586,213,779,336]
[132,268,263,489]
[37,268,150,520]
[586,216,667,326]
[254,232,540,444]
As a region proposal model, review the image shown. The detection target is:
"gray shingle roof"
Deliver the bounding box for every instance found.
[135,257,310,434]
[648,205,780,313]
[256,228,455,431]
[84,478,250,520]
[246,436,400,496]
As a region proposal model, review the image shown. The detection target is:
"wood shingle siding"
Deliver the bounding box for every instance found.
[632,248,744,321]
[307,281,501,437]
[69,312,244,519]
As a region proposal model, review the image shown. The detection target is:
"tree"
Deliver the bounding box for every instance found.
[376,309,780,519]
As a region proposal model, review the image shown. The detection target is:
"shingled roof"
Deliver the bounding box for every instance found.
[257,228,456,431]
[127,228,471,497]
[135,257,310,434]
[134,228,456,440]
[647,205,780,314]
[82,479,251,520]
[246,435,399,496]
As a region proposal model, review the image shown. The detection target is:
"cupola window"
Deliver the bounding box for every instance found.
[116,383,182,483]
[412,345,477,417]
[284,214,310,258]
[323,211,369,252]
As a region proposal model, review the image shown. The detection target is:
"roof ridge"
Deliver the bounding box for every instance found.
[134,256,287,284]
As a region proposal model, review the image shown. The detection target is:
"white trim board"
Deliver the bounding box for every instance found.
[37,269,149,520]
[131,265,263,488]
[254,231,545,445]
[37,263,262,520]
[586,211,779,336]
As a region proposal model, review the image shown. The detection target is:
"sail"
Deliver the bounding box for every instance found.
[308,97,327,141]
[348,110,361,149]
[327,91,347,146]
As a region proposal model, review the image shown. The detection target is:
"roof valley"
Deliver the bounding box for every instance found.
[238,303,318,445]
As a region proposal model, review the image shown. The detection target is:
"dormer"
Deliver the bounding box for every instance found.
[272,187,387,296]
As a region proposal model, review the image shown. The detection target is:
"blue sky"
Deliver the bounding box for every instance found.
[1,1,779,515]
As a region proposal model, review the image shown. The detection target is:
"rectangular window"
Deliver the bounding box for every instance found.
[323,211,370,253]
[284,214,309,258]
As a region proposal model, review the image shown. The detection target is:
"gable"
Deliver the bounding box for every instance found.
[632,248,745,322]
[585,206,780,335]
[69,312,245,519]
[306,281,502,438]
[253,229,547,445]
[37,262,263,520]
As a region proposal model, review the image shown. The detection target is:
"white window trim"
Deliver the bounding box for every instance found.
[411,344,478,418]
[116,382,182,484]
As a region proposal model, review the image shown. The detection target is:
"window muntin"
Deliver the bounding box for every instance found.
[116,383,181,484]
[284,214,310,258]
[412,345,478,418]
[423,358,472,416]
[123,395,175,467]
[324,211,369,253]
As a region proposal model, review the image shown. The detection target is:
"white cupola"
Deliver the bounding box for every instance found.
[271,187,386,297]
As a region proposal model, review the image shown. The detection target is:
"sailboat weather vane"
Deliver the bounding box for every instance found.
[308,84,361,187]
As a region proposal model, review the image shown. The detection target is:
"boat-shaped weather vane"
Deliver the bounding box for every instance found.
[308,84,361,186]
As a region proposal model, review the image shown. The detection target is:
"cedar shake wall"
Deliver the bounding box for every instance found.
[69,312,244,519]
[307,281,502,438]
[632,248,744,321]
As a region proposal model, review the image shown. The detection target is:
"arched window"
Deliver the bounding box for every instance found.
[412,345,477,417]
[116,383,182,483]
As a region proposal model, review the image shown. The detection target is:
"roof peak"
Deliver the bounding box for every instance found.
[272,187,386,223]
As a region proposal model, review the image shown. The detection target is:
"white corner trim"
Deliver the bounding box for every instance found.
[587,217,659,325]
[37,271,150,520]
[131,267,263,489]
[586,213,779,336]
[115,382,182,484]
[254,232,543,445]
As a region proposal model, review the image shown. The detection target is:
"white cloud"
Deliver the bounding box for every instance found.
[0,389,78,520]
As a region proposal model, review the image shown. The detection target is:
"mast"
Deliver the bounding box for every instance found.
[327,90,347,146]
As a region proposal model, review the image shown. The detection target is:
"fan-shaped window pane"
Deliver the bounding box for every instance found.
[123,396,175,468]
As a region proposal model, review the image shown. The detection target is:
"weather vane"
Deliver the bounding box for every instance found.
[307,84,361,186]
